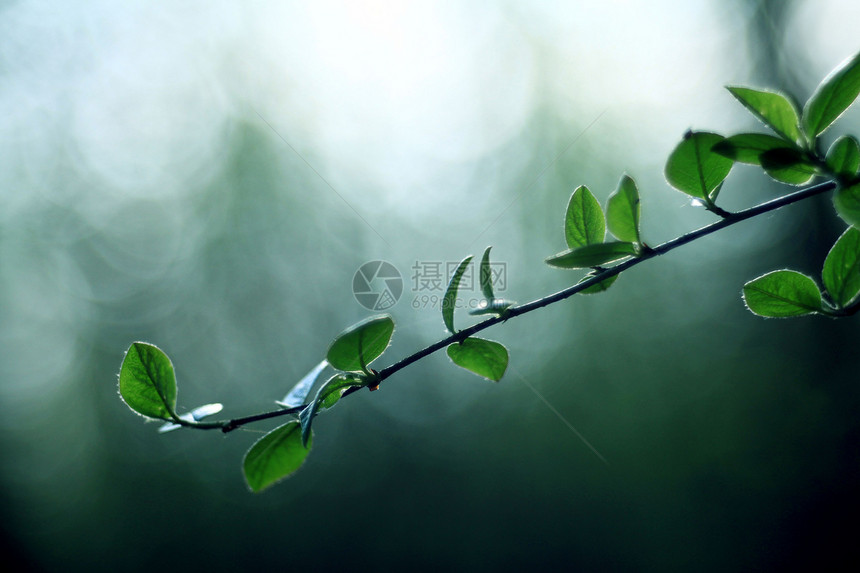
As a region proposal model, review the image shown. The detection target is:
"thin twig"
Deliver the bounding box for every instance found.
[185,179,836,433]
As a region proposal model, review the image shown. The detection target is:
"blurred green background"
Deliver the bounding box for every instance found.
[1,1,859,570]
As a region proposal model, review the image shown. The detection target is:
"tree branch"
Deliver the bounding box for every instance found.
[188,179,836,433]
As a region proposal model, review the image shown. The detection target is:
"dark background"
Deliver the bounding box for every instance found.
[1,1,859,570]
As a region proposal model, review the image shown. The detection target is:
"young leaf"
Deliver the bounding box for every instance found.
[565,185,605,249]
[712,133,797,165]
[158,403,223,433]
[442,255,473,334]
[446,337,508,382]
[760,148,817,185]
[822,226,860,307]
[326,315,394,373]
[834,182,860,228]
[479,247,495,301]
[803,50,860,139]
[665,131,733,201]
[243,421,311,493]
[545,242,637,269]
[119,342,178,420]
[299,374,365,447]
[277,360,328,409]
[726,86,802,144]
[606,175,641,243]
[826,135,860,180]
[577,270,618,294]
[743,270,823,318]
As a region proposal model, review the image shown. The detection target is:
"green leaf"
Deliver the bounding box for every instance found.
[803,51,860,138]
[565,185,605,249]
[442,255,472,334]
[826,135,860,180]
[119,342,178,420]
[577,270,619,294]
[726,86,802,144]
[822,226,860,307]
[299,374,365,447]
[243,422,311,493]
[712,133,797,165]
[759,147,817,185]
[606,175,641,243]
[545,242,637,269]
[446,338,508,382]
[479,246,495,300]
[665,131,734,200]
[326,315,394,373]
[834,182,860,228]
[743,270,823,317]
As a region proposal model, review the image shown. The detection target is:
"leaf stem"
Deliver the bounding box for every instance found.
[705,201,733,219]
[200,179,837,433]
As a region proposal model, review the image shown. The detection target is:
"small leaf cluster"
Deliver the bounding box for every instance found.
[713,52,860,223]
[744,227,860,318]
[546,176,643,275]
[709,52,860,317]
[443,247,510,382]
[298,315,395,444]
[119,316,397,492]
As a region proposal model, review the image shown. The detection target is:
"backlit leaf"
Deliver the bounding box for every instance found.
[743,270,823,317]
[446,337,508,382]
[326,315,394,373]
[803,51,860,138]
[822,226,860,307]
[565,185,605,249]
[243,422,311,493]
[443,256,472,334]
[606,175,641,243]
[726,86,802,144]
[834,182,860,228]
[826,135,860,180]
[119,342,178,420]
[479,246,495,300]
[665,131,733,200]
